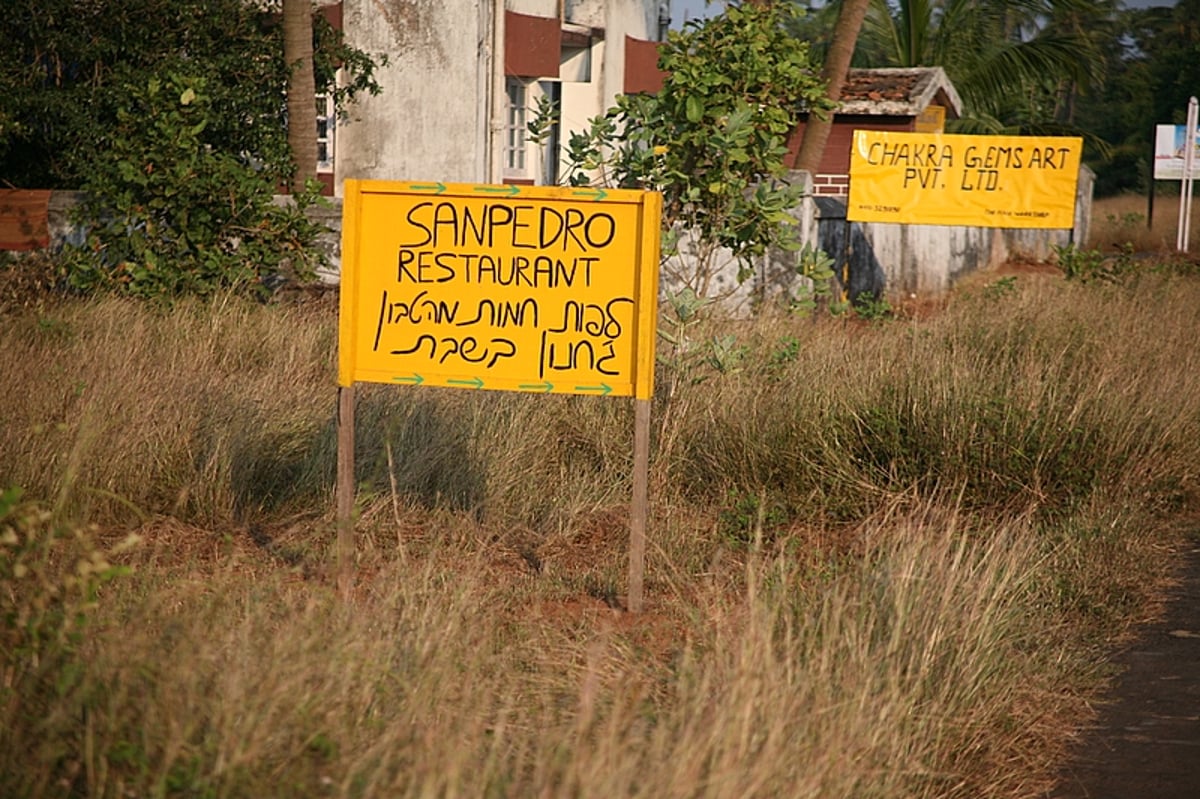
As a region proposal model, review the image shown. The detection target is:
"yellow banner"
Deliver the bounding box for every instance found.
[848,131,1082,228]
[338,181,661,399]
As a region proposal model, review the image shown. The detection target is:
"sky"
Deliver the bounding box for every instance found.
[669,0,724,29]
[670,0,1176,29]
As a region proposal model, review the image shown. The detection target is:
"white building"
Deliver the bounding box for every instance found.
[333,0,669,195]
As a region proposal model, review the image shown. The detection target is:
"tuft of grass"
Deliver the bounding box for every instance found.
[670,273,1200,527]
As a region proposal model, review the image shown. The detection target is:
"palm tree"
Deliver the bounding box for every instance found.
[283,0,317,185]
[858,0,1110,134]
[794,0,872,174]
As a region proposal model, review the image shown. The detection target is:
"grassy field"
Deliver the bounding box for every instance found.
[3,248,1200,797]
[1088,190,1200,252]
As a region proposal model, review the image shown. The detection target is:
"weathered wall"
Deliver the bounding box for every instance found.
[814,165,1094,300]
[657,172,819,316]
[36,164,1091,301]
[573,0,665,108]
[338,0,489,187]
[566,0,663,38]
[510,0,560,15]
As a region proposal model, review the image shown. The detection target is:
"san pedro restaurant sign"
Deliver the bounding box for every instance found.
[338,180,661,399]
[849,131,1083,228]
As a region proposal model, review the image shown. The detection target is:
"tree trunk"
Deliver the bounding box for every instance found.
[793,0,870,175]
[283,0,317,187]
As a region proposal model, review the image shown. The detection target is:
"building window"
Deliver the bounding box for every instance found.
[316,92,335,173]
[505,79,528,174]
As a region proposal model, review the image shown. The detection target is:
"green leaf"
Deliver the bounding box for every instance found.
[685,94,704,123]
[179,87,195,106]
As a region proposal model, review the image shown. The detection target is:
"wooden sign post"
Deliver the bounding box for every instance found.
[336,180,661,610]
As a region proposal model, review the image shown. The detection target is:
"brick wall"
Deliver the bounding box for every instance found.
[812,174,850,197]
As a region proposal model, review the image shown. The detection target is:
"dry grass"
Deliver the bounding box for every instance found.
[1089,191,1200,252]
[4,268,1200,797]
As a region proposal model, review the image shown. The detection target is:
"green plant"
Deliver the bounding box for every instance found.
[1105,210,1146,232]
[61,73,328,300]
[1054,242,1140,285]
[0,0,384,189]
[788,243,837,315]
[718,488,788,549]
[534,3,833,297]
[705,333,749,375]
[655,288,749,395]
[657,287,713,389]
[1053,243,1106,282]
[983,275,1019,300]
[851,291,893,321]
[767,335,802,373]
[0,487,138,791]
[527,93,560,147]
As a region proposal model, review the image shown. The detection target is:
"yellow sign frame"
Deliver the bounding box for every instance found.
[338,180,662,400]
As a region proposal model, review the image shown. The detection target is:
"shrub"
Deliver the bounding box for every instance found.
[61,73,327,300]
[0,487,137,794]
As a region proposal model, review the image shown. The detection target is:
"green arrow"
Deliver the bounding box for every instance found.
[447,377,484,389]
[473,184,520,197]
[392,374,425,385]
[572,188,608,202]
[575,383,613,396]
[410,182,446,194]
[519,381,554,393]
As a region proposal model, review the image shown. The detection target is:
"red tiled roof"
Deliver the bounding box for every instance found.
[834,67,962,118]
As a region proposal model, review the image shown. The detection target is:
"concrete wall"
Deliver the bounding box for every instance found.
[656,165,1094,314]
[291,157,1096,300]
[337,0,490,188]
[813,165,1094,301]
[657,172,820,317]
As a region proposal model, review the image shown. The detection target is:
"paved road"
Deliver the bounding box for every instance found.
[1051,544,1200,799]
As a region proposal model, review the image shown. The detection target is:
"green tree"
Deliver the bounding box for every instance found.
[545,2,833,296]
[0,0,381,189]
[0,0,385,298]
[60,73,331,299]
[1140,0,1200,128]
[1068,1,1200,195]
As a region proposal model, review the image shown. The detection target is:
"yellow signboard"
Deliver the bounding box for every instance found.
[338,180,661,399]
[848,131,1082,228]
